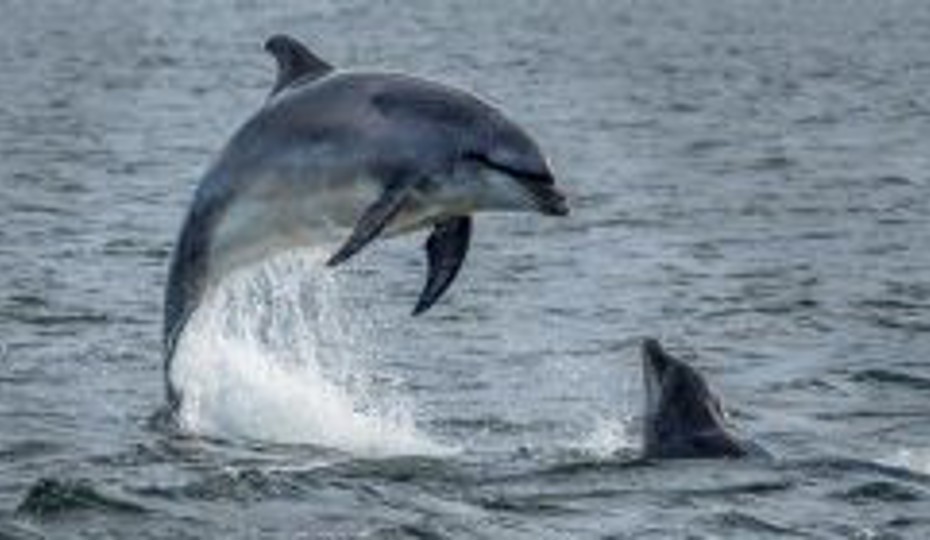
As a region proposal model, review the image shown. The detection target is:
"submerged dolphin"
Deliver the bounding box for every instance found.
[641,339,761,459]
[162,35,568,407]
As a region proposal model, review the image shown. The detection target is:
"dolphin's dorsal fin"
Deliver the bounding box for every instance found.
[264,34,333,96]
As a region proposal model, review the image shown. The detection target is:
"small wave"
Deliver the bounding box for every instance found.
[746,155,797,172]
[673,479,794,498]
[320,455,467,484]
[434,415,529,435]
[366,523,451,540]
[16,478,146,517]
[9,312,110,326]
[883,448,930,478]
[708,510,806,537]
[523,457,650,481]
[477,493,577,516]
[0,520,44,540]
[134,468,311,503]
[874,175,914,187]
[791,455,930,483]
[137,454,467,504]
[860,313,930,334]
[170,252,452,458]
[851,369,930,391]
[833,481,925,504]
[0,440,62,461]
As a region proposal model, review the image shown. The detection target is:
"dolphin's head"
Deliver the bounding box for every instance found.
[641,338,745,459]
[370,79,569,220]
[460,124,569,217]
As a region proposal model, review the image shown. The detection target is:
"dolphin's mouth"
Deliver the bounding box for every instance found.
[466,153,569,216]
[517,178,570,216]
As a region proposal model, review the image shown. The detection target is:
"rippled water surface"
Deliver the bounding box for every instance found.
[2,0,930,538]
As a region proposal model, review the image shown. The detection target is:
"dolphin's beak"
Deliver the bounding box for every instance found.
[642,339,669,377]
[466,152,570,216]
[517,173,570,217]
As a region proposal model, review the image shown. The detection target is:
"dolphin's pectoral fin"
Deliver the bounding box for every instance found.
[413,216,472,315]
[326,186,411,267]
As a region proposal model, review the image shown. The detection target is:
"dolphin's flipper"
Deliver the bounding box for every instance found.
[264,34,333,96]
[326,186,411,267]
[413,216,472,315]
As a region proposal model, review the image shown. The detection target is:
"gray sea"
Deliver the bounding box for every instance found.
[2,0,930,538]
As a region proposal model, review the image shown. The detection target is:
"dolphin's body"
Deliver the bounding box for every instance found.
[641,339,762,459]
[163,35,568,408]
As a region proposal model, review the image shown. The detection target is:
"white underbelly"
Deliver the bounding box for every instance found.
[208,174,382,281]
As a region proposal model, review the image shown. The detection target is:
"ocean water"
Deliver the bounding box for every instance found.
[1,0,929,538]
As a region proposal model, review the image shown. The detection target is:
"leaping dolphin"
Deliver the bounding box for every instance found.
[162,35,568,408]
[641,339,762,459]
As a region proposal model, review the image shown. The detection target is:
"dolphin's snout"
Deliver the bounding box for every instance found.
[465,150,568,217]
[529,184,570,216]
[519,176,569,216]
[513,159,569,217]
[641,338,669,378]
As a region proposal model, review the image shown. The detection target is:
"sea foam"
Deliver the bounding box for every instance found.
[170,250,450,458]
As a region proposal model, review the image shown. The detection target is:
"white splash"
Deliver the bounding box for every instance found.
[170,250,451,458]
[883,447,930,476]
[573,362,642,459]
[575,415,639,459]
